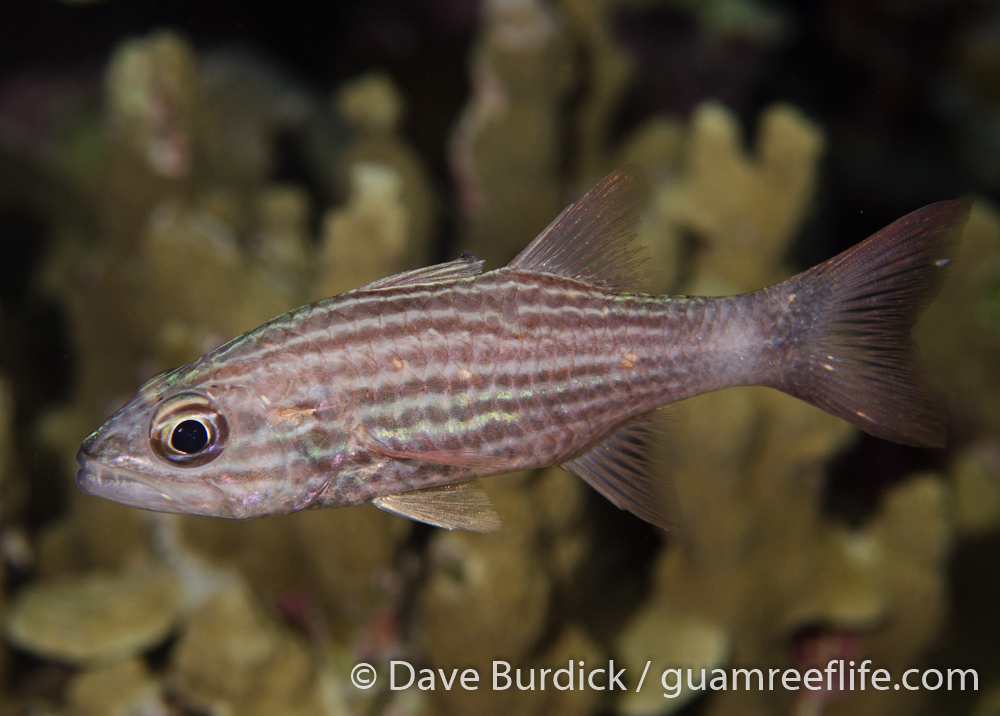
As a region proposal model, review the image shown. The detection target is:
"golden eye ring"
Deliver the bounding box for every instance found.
[149,393,229,466]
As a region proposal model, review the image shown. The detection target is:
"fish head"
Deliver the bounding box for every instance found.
[76,364,328,518]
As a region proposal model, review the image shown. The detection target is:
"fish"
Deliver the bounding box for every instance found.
[75,167,971,532]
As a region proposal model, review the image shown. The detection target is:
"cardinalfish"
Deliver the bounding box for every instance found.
[76,167,971,532]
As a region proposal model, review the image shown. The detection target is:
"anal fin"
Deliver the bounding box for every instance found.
[373,482,502,532]
[561,413,679,531]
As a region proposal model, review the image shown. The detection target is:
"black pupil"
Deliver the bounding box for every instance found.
[171,420,209,454]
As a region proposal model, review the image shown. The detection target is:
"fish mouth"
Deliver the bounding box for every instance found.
[75,449,226,517]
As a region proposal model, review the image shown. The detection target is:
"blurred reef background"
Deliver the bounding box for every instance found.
[0,1,999,715]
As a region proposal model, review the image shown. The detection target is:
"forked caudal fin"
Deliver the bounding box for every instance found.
[769,199,972,448]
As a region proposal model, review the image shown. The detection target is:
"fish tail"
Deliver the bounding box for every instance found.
[765,200,971,447]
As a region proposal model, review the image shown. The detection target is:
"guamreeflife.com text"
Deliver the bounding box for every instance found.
[349,659,978,697]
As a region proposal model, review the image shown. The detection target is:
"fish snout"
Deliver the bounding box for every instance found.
[78,428,101,458]
[75,448,97,492]
[74,448,227,517]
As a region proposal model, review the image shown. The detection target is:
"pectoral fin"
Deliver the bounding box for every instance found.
[373,482,502,532]
[562,413,679,531]
[358,423,509,472]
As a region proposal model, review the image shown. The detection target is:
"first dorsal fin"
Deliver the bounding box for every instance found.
[360,252,484,290]
[561,412,679,530]
[507,166,651,291]
[373,482,502,532]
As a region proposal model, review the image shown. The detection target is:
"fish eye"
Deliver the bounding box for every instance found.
[149,393,229,466]
[171,420,209,454]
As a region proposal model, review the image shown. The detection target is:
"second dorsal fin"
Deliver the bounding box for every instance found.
[507,166,651,291]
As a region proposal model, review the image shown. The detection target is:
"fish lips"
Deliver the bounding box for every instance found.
[75,449,227,517]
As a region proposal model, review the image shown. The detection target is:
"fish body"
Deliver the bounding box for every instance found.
[76,168,971,531]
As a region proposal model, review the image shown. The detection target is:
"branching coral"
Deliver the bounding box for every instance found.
[450,0,575,268]
[658,101,824,293]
